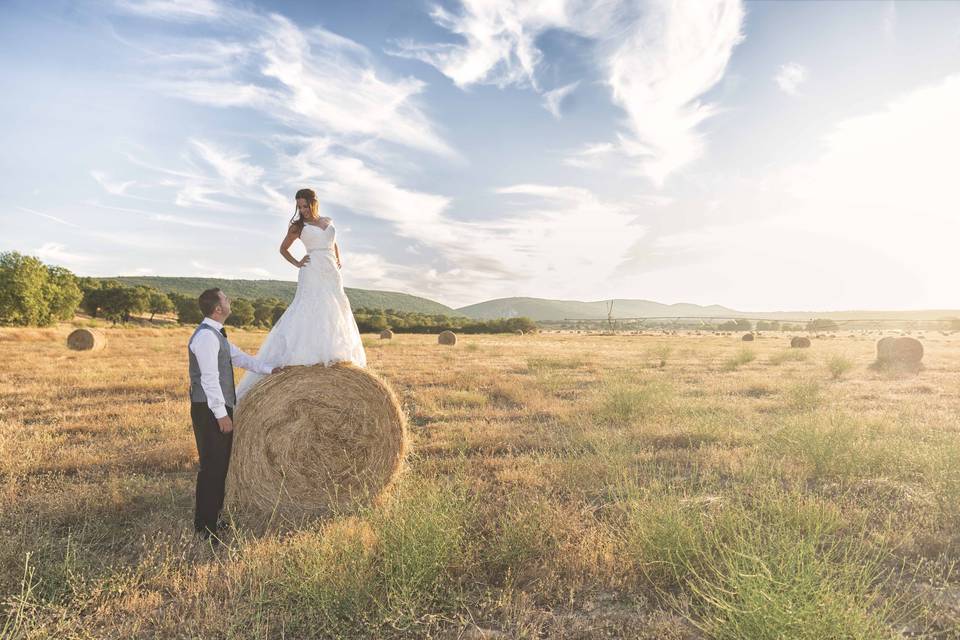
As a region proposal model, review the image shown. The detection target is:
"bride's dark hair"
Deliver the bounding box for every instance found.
[289,188,319,232]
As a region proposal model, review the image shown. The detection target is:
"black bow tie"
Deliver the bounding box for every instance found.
[219,327,228,338]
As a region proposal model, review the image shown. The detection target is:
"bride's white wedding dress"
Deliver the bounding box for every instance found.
[236,221,366,400]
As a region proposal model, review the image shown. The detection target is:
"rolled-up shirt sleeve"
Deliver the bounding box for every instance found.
[189,330,228,419]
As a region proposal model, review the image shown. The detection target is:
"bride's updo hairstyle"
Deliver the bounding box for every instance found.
[289,188,319,232]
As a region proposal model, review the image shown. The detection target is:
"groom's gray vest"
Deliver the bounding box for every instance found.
[188,323,236,408]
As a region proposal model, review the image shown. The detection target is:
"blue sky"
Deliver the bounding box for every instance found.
[2,0,959,310]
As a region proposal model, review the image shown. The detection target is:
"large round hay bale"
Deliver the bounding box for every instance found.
[227,363,408,523]
[741,333,755,342]
[876,336,923,367]
[66,328,105,351]
[379,329,393,340]
[514,329,524,336]
[438,330,457,345]
[790,336,811,348]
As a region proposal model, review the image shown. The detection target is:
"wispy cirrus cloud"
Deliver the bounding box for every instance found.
[111,0,223,21]
[90,170,137,196]
[34,242,94,266]
[17,206,81,228]
[542,80,579,119]
[100,0,650,304]
[110,2,455,158]
[189,139,264,187]
[562,141,617,169]
[389,0,744,185]
[775,62,807,95]
[625,72,960,310]
[600,0,745,185]
[387,1,567,89]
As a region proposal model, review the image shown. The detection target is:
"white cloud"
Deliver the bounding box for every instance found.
[111,0,223,21]
[91,170,137,196]
[116,5,455,158]
[629,72,960,310]
[601,0,745,185]
[391,0,744,185]
[189,139,265,186]
[188,260,278,280]
[34,242,93,266]
[387,1,567,89]
[17,206,81,228]
[542,80,580,119]
[883,1,897,41]
[775,62,807,95]
[562,141,617,169]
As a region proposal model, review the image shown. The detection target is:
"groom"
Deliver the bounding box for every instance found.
[188,288,281,541]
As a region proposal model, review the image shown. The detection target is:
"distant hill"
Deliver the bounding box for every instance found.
[455,297,739,321]
[113,276,457,315]
[455,296,960,322]
[110,278,960,323]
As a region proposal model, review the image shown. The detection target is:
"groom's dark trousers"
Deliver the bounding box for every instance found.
[191,402,233,536]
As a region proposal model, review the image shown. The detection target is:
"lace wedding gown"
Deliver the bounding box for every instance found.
[236,221,367,400]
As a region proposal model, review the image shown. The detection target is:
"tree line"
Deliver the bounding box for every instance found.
[0,251,538,333]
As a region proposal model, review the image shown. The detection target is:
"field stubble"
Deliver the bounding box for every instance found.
[2,328,960,638]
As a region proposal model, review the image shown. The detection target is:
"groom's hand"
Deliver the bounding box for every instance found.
[217,415,234,434]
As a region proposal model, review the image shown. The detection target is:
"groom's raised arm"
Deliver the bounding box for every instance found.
[228,341,278,375]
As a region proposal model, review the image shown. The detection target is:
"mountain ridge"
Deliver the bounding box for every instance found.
[111,277,960,321]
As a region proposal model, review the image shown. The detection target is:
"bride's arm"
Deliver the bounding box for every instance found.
[280,225,309,268]
[334,242,341,269]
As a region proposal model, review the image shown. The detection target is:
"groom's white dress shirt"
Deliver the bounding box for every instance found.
[189,317,273,419]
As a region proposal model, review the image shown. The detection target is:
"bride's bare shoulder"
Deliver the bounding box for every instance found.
[320,216,333,226]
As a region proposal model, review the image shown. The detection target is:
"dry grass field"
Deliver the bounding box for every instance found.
[2,326,960,638]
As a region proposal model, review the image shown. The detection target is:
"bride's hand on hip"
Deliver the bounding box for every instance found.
[298,255,310,267]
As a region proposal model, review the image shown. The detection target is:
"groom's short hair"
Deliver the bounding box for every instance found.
[198,288,222,317]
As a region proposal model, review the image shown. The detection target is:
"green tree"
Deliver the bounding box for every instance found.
[0,252,47,325]
[171,292,204,325]
[806,318,839,332]
[43,266,83,322]
[98,285,148,323]
[147,289,174,320]
[719,318,752,331]
[271,302,288,325]
[226,297,255,327]
[253,297,280,327]
[78,278,104,317]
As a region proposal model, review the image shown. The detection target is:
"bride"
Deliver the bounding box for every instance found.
[236,188,367,399]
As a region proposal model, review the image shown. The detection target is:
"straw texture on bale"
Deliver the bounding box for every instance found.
[438,330,457,345]
[876,336,923,367]
[227,363,407,522]
[514,329,524,336]
[379,329,394,339]
[66,328,106,351]
[790,336,811,348]
[741,333,755,342]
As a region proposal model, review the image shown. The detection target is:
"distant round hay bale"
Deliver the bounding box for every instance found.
[514,329,524,336]
[741,333,755,342]
[438,330,457,345]
[790,336,811,348]
[228,363,408,522]
[876,336,923,368]
[66,328,105,351]
[379,329,394,340]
